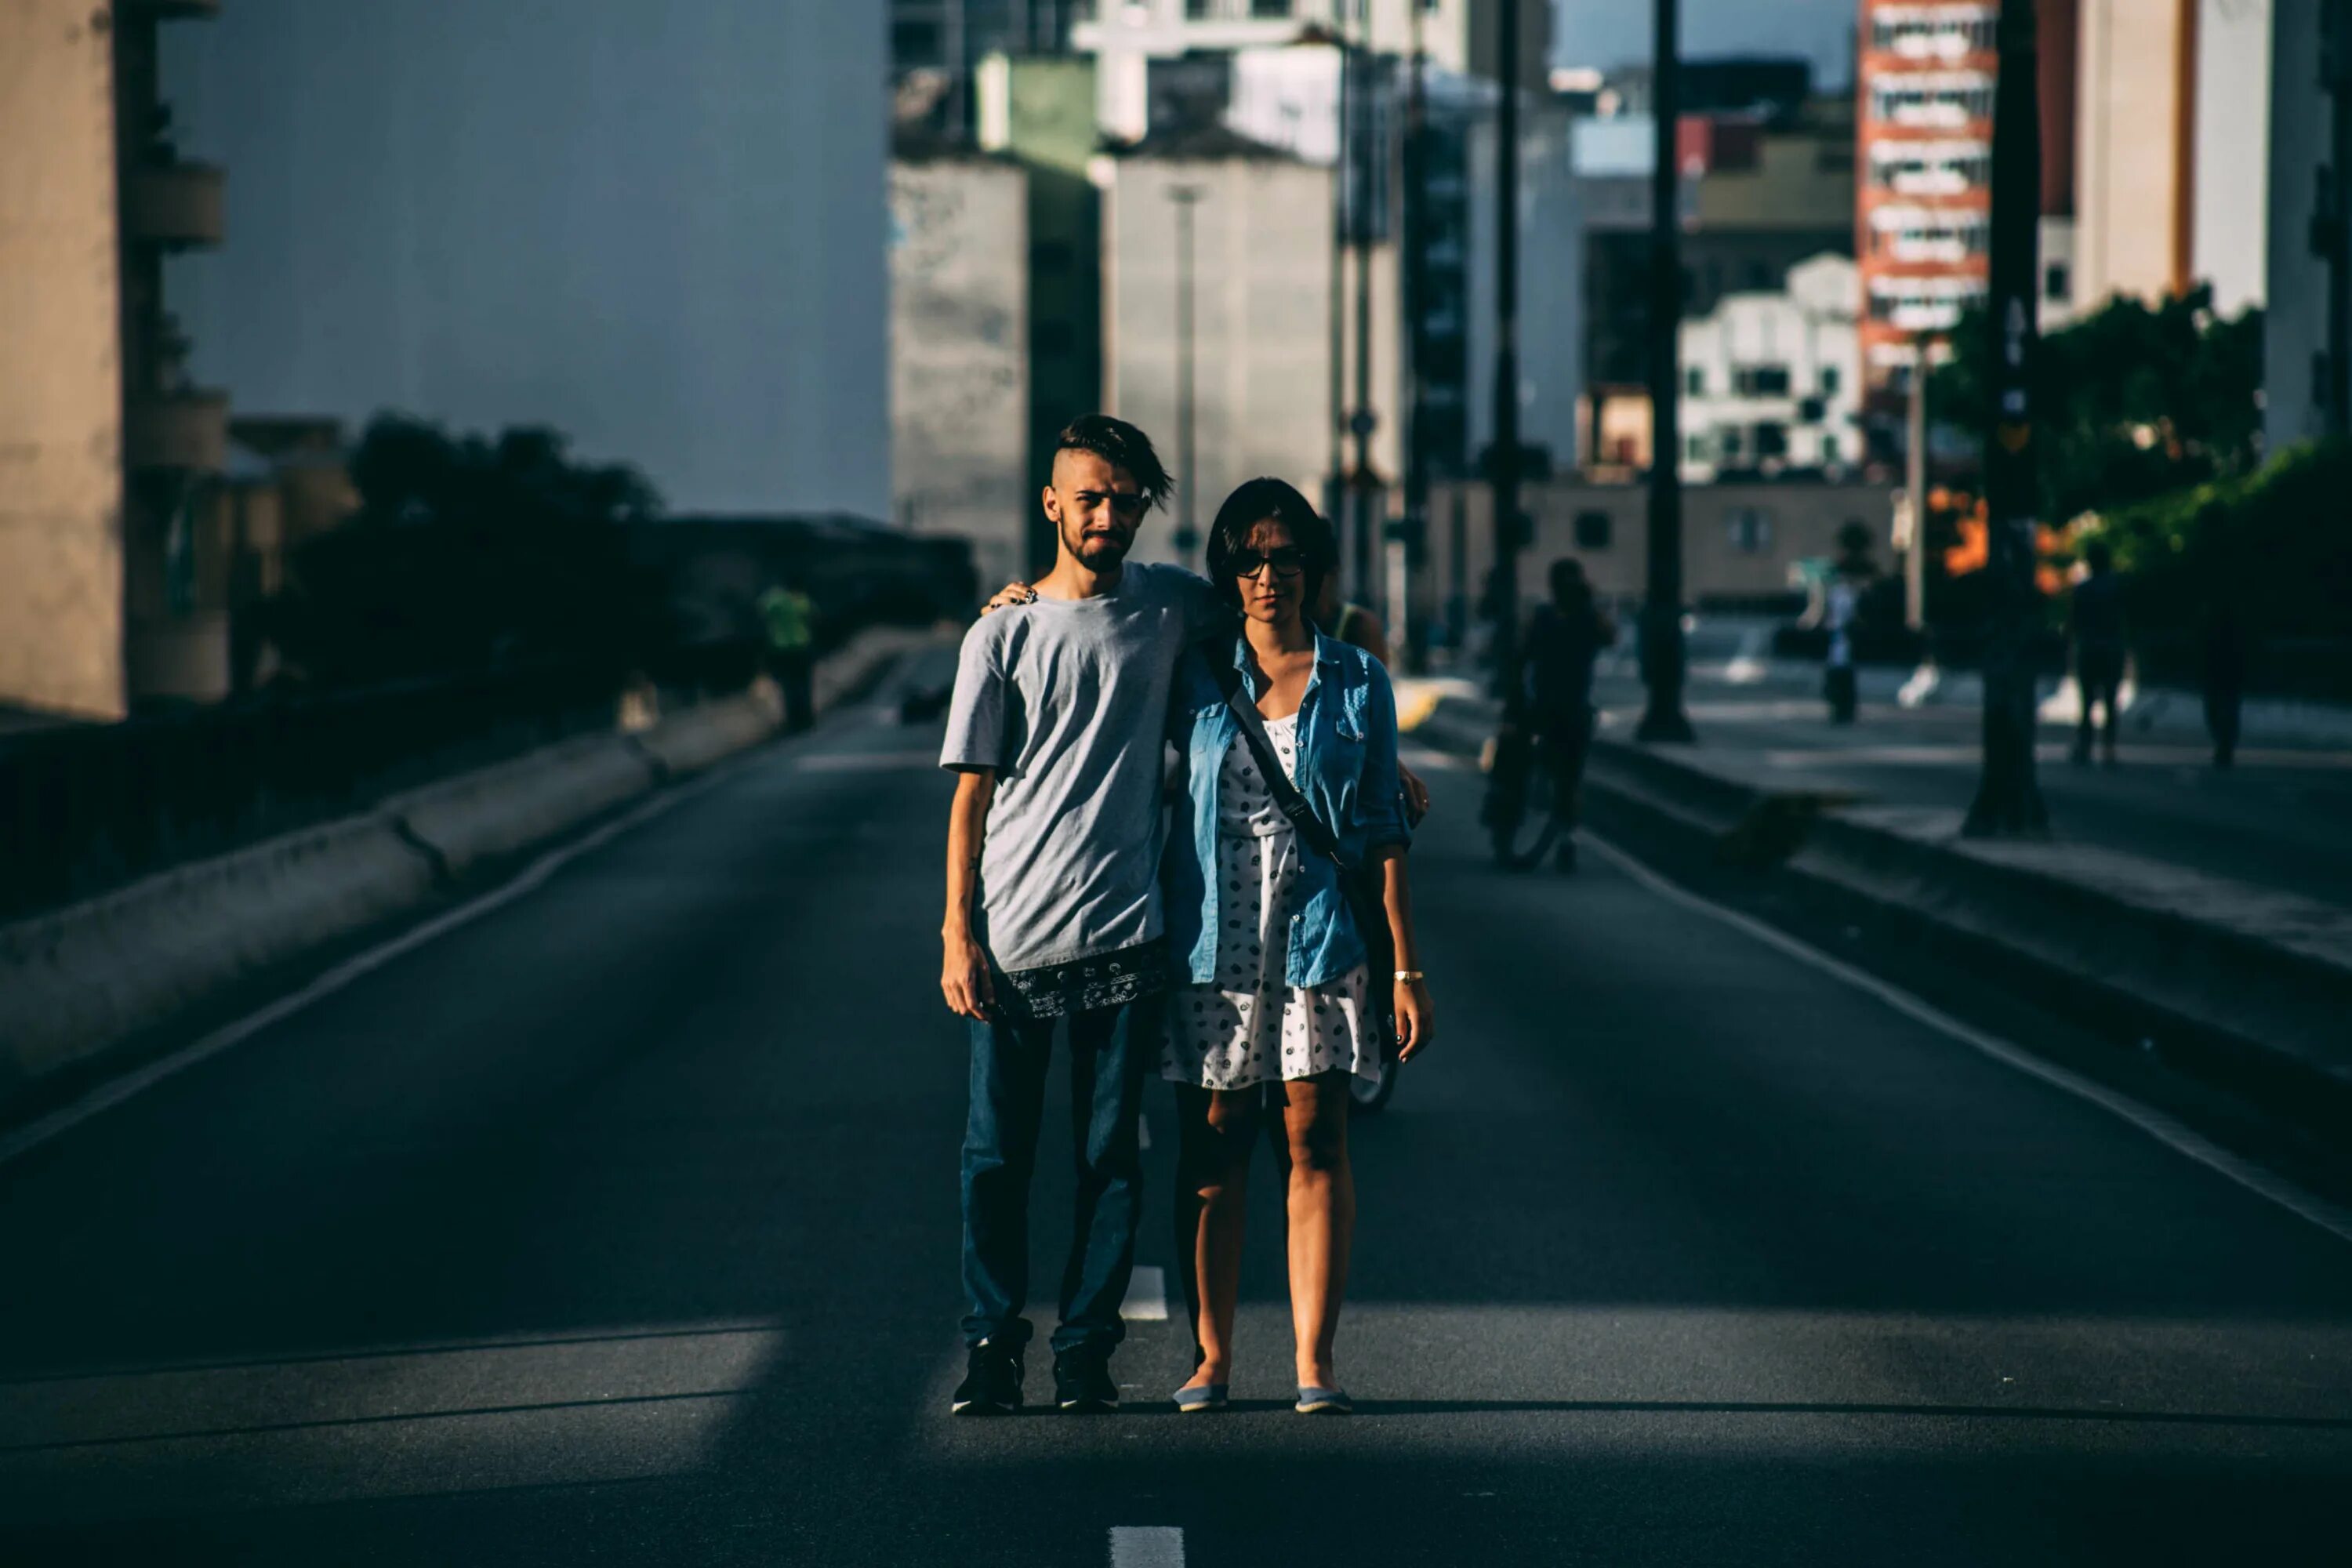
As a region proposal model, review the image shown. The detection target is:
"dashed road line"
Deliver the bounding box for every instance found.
[1122,1265,1170,1322]
[1109,1526,1185,1567]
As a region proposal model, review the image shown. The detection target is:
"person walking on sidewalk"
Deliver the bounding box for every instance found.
[1161,479,1432,1418]
[2070,540,2129,766]
[938,416,1227,1417]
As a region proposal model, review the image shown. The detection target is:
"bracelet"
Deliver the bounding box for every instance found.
[1394,969,1425,983]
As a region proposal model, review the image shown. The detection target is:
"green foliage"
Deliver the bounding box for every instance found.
[1929,285,2264,528]
[2091,438,2352,642]
[260,416,668,685]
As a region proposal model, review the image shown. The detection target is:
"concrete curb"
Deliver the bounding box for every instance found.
[1406,692,2352,1100]
[0,629,924,1116]
[0,815,437,1101]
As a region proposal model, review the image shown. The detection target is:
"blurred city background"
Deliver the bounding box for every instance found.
[2,3,2350,1560]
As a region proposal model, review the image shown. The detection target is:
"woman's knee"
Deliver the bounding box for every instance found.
[1284,1107,1348,1177]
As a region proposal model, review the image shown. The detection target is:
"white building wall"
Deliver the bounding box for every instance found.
[890,159,1030,590]
[1678,255,1862,484]
[0,1,125,720]
[2192,0,2272,316]
[2074,0,2191,307]
[2263,0,2343,450]
[162,0,889,517]
[1103,154,1347,568]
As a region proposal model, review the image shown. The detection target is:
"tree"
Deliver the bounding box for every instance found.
[1930,285,2263,528]
[260,416,666,685]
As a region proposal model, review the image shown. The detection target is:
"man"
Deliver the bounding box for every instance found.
[938,415,1225,1415]
[1504,558,1615,873]
[2070,540,2128,766]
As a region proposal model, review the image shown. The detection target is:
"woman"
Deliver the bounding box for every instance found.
[1160,477,1433,1417]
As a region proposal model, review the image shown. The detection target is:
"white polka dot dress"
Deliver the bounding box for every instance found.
[1162,713,1379,1091]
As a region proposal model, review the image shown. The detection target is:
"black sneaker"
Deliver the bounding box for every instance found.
[952,1338,1023,1416]
[1053,1349,1119,1413]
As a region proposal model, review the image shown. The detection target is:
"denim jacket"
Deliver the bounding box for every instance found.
[1163,632,1411,989]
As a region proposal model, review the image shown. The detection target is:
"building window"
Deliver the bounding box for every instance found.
[1821,434,1841,465]
[1725,508,1773,552]
[1820,365,1841,396]
[1574,510,1613,550]
[1250,0,1294,17]
[2044,260,2071,301]
[1686,366,1705,396]
[1731,365,1791,397]
[1754,423,1788,459]
[1686,435,1707,462]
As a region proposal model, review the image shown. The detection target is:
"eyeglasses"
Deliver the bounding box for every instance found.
[1230,547,1307,579]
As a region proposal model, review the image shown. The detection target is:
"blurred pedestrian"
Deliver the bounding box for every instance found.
[1504,558,1613,872]
[756,579,815,733]
[938,416,1228,1417]
[1161,479,1429,1417]
[1823,567,1863,725]
[1312,575,1391,664]
[2070,540,2128,766]
[2202,589,2249,769]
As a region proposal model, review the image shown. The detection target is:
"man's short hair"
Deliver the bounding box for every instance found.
[1053,415,1174,510]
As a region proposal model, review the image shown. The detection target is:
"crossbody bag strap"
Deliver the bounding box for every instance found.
[1210,662,1349,870]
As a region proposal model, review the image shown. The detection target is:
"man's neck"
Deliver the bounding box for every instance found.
[1035,554,1124,601]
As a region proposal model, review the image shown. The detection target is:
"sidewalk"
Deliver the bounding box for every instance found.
[1399,666,2352,913]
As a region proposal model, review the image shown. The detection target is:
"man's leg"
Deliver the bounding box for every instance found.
[961,1011,1054,1350]
[1052,991,1159,1357]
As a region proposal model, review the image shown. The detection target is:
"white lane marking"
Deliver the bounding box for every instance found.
[1137,1115,1152,1150]
[1109,1526,1185,1568]
[0,728,881,1170]
[1123,1265,1170,1322]
[796,750,944,771]
[1578,831,2352,1249]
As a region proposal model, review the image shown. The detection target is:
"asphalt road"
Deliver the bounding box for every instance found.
[3,647,2349,1566]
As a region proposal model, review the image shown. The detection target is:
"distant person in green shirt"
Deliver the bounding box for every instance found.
[758,582,815,733]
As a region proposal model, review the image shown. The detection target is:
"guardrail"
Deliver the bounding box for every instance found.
[0,647,757,927]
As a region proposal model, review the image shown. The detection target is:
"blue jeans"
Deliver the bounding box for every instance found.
[960,993,1160,1355]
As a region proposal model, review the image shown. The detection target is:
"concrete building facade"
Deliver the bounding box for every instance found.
[889,151,1032,591]
[0,1,128,720]
[162,0,890,518]
[1432,477,1897,615]
[1679,254,1865,482]
[1102,136,1403,573]
[2263,0,2352,450]
[0,0,241,722]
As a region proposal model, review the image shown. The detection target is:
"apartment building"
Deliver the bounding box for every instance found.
[0,0,234,720]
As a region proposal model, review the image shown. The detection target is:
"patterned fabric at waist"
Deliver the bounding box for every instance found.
[993,938,1171,1021]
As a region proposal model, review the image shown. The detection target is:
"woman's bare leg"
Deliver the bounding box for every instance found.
[1276,1071,1354,1388]
[1173,1084,1258,1388]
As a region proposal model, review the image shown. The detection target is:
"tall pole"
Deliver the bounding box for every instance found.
[1352,42,1378,608]
[1398,5,1429,668]
[2327,0,2351,437]
[1328,24,1350,532]
[1172,185,1203,571]
[1904,337,1928,632]
[1636,0,1695,742]
[1962,0,2050,836]
[1490,0,1523,695]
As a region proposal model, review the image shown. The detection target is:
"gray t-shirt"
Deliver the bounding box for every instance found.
[940,563,1224,975]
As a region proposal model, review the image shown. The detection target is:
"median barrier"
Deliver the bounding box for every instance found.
[0,629,934,1120]
[0,815,436,1102]
[385,736,660,880]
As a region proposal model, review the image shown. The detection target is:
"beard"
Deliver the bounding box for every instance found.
[1064,519,1134,568]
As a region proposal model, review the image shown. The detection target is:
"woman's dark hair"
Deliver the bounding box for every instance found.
[1053,414,1174,509]
[1204,477,1338,612]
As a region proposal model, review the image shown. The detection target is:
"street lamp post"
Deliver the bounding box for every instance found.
[1490,0,1523,694]
[1171,183,1204,570]
[1351,42,1379,612]
[1962,0,2050,836]
[1636,0,1695,742]
[1399,2,1429,668]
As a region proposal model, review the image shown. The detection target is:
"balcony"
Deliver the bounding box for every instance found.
[126,390,230,473]
[122,162,224,249]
